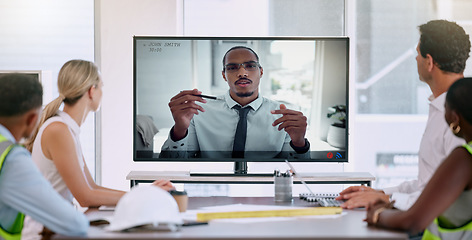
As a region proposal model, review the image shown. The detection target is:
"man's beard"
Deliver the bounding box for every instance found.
[236,91,255,98]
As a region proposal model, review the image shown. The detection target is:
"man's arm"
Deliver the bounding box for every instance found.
[160,122,200,158]
[0,147,88,236]
[380,179,420,210]
[160,89,206,158]
[336,180,419,209]
[378,123,465,210]
[336,186,389,209]
[160,126,189,158]
[271,104,307,147]
[272,104,310,158]
[388,191,421,211]
[168,89,207,141]
[383,179,419,195]
[276,135,310,159]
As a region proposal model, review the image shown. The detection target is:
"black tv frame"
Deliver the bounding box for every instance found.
[133,36,349,174]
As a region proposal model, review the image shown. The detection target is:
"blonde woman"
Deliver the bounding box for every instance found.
[22,60,173,239]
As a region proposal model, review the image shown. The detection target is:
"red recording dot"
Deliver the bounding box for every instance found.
[327,152,334,159]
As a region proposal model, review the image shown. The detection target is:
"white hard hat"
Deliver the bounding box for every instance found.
[106,185,183,232]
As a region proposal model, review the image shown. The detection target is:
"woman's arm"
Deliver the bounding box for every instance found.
[83,161,175,192]
[82,159,127,193]
[42,122,125,207]
[366,147,472,234]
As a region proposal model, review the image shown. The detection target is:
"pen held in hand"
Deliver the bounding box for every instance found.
[193,94,218,100]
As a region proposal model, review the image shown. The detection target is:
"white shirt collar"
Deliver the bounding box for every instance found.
[223,90,262,111]
[428,92,447,112]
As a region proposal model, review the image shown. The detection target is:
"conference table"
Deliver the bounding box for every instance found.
[53,196,408,240]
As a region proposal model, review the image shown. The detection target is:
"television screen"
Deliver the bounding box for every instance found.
[0,71,41,82]
[133,36,348,168]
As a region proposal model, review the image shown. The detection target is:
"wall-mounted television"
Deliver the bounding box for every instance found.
[133,36,349,174]
[0,70,54,105]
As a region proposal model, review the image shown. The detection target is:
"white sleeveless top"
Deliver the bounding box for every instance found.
[32,110,86,202]
[23,111,86,240]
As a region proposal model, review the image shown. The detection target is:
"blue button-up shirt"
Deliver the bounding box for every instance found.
[0,124,88,236]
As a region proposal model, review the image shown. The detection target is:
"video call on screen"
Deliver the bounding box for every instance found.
[134,37,348,162]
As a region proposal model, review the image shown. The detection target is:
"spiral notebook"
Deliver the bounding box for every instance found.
[299,193,344,207]
[285,160,344,207]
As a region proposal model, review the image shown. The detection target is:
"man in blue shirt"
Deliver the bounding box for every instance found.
[0,74,89,239]
[161,46,310,163]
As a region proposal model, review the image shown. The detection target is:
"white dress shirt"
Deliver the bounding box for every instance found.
[161,91,309,159]
[383,92,464,210]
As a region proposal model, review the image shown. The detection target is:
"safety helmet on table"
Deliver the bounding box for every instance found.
[106,185,183,231]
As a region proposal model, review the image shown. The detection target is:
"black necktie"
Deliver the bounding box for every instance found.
[232,105,251,158]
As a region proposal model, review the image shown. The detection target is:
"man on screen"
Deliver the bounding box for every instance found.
[160,46,310,163]
[337,20,470,211]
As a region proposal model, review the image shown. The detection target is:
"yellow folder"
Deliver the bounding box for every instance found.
[196,207,342,222]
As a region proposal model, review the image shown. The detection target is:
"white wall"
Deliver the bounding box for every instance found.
[96,0,185,191]
[96,0,347,192]
[0,0,96,178]
[352,115,426,188]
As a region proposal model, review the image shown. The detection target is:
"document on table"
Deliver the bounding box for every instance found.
[181,204,344,224]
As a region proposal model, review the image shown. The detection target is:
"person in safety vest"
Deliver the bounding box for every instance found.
[365,77,472,240]
[0,73,89,240]
[19,60,174,239]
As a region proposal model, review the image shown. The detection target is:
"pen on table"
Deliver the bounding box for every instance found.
[285,160,315,195]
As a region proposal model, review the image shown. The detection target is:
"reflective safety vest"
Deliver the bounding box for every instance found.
[422,218,472,240]
[422,142,472,240]
[0,134,25,240]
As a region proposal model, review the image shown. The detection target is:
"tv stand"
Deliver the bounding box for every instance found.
[190,172,273,177]
[126,171,375,188]
[190,161,273,177]
[234,161,248,175]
